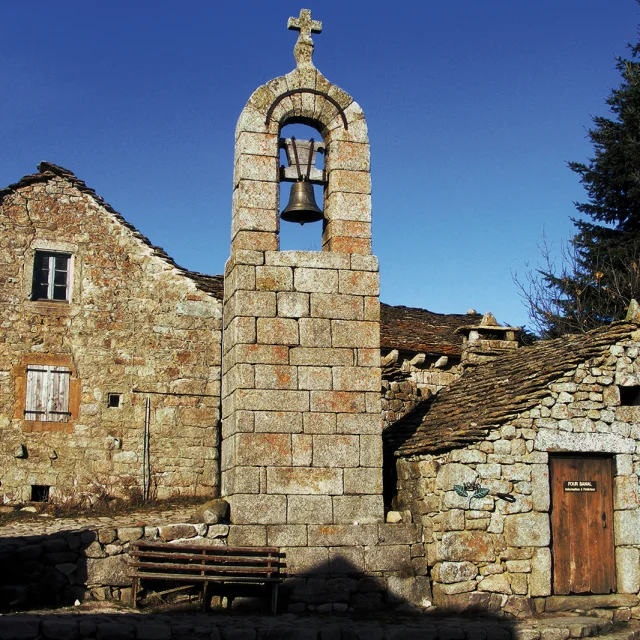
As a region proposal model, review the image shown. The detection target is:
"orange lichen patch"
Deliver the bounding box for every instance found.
[325,220,370,239]
[236,433,292,466]
[324,237,371,255]
[232,230,279,252]
[237,344,289,365]
[255,275,278,291]
[277,369,293,387]
[310,391,365,413]
[177,351,197,364]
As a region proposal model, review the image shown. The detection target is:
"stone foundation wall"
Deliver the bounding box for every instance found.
[0,175,223,502]
[395,337,640,614]
[0,520,426,613]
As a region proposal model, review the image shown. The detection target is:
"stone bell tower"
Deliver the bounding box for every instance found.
[221,10,383,527]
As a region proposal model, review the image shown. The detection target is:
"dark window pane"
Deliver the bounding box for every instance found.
[32,253,50,299]
[54,269,67,285]
[33,252,47,272]
[53,285,67,300]
[31,485,50,502]
[33,283,48,299]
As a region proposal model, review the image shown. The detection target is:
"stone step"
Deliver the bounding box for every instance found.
[513,619,640,640]
[597,631,640,640]
[515,616,611,639]
[543,595,640,613]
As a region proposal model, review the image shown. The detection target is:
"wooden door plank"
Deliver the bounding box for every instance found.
[551,456,616,595]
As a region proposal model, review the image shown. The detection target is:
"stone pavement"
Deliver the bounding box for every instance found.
[0,611,639,640]
[0,506,199,539]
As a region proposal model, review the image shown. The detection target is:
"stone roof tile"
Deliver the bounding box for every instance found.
[387,321,639,457]
[380,303,481,356]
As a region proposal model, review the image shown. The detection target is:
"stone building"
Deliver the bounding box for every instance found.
[387,313,640,614]
[0,163,224,503]
[3,7,640,615]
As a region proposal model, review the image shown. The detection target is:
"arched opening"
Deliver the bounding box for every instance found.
[278,123,325,252]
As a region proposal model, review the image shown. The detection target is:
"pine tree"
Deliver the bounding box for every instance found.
[521,34,640,337]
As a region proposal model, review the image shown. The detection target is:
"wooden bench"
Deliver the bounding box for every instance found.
[129,541,285,614]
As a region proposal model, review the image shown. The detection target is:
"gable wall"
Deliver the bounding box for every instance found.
[0,177,223,502]
[395,335,640,613]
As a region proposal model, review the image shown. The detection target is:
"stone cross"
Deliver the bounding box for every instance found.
[288,9,322,69]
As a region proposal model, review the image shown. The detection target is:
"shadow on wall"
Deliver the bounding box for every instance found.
[382,400,435,509]
[0,528,131,612]
[0,531,517,638]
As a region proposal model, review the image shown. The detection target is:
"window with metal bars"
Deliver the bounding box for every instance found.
[32,251,71,301]
[24,365,71,422]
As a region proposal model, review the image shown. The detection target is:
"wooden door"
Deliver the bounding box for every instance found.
[550,455,616,594]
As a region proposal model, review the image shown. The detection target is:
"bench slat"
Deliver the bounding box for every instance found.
[130,550,280,564]
[133,541,280,554]
[130,561,279,576]
[130,571,282,583]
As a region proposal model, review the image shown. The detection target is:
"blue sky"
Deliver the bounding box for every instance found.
[1,1,638,330]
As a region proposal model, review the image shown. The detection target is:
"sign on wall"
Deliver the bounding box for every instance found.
[563,480,597,492]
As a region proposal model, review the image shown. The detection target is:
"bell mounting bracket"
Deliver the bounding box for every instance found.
[279,136,326,185]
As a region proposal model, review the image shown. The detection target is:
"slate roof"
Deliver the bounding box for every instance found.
[386,320,639,457]
[0,163,224,300]
[380,304,481,357]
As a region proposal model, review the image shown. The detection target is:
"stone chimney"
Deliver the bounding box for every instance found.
[455,312,521,367]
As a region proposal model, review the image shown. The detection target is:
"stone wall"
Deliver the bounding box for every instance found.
[221,251,384,525]
[0,175,223,502]
[382,355,462,428]
[382,378,423,429]
[0,521,229,610]
[395,337,640,614]
[0,520,427,613]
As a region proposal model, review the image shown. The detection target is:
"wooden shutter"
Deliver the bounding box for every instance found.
[25,365,71,422]
[49,366,70,422]
[25,367,47,420]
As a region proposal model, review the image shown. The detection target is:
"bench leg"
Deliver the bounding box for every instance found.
[271,583,278,615]
[131,577,139,609]
[202,581,208,612]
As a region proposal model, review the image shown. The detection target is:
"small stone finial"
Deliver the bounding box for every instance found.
[626,299,640,321]
[288,9,322,69]
[480,312,499,327]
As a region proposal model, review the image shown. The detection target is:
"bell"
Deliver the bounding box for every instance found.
[281,181,324,225]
